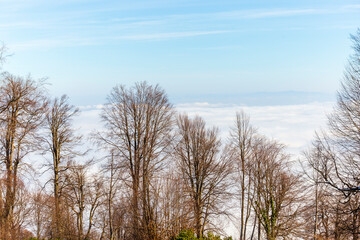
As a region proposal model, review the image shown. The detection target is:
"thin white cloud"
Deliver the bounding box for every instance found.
[243,9,319,18]
[58,5,360,20]
[0,21,39,29]
[113,30,232,40]
[9,30,232,50]
[3,3,358,51]
[91,6,357,21]
[343,4,360,9]
[9,37,98,51]
[2,5,358,30]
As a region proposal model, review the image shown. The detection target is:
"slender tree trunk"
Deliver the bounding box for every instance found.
[353,211,358,240]
[132,178,140,239]
[257,159,261,240]
[240,150,245,240]
[80,179,85,240]
[54,162,60,238]
[314,182,318,240]
[108,183,113,240]
[335,205,340,240]
[250,213,257,240]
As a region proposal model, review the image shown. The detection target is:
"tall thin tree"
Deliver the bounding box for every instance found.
[0,73,47,239]
[174,114,231,238]
[228,111,256,240]
[42,95,80,239]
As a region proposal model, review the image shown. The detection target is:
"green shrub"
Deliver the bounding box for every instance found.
[171,230,232,240]
[172,230,198,240]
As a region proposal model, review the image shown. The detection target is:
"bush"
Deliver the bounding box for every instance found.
[172,230,197,240]
[171,230,232,240]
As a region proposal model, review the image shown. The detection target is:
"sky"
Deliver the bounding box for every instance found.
[0,0,359,105]
[0,0,359,157]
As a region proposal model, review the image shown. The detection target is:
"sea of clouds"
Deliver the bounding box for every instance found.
[75,101,334,157]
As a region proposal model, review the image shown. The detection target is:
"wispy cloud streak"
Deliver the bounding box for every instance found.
[2,3,359,50]
[113,30,233,40]
[9,30,232,50]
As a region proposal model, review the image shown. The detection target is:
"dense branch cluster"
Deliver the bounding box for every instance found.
[304,29,360,240]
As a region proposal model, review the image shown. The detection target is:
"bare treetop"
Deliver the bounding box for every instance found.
[97,81,174,239]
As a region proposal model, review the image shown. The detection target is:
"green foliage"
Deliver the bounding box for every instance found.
[172,230,232,240]
[172,230,197,240]
[205,232,221,240]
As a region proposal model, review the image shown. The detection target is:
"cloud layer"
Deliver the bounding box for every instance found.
[74,101,334,157]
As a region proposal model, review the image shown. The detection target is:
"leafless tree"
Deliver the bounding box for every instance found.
[303,141,348,240]
[30,189,51,239]
[100,152,123,240]
[174,114,231,238]
[306,29,360,192]
[305,29,360,240]
[63,161,104,240]
[95,150,134,240]
[251,136,306,240]
[96,82,174,240]
[0,177,33,239]
[0,73,48,239]
[9,179,33,239]
[155,172,192,239]
[228,111,257,240]
[42,94,81,239]
[306,138,360,240]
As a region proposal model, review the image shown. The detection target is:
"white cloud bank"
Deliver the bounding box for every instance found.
[74,101,334,157]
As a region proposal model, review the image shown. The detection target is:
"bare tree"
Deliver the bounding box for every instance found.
[303,141,348,240]
[99,152,134,240]
[306,138,360,239]
[305,29,360,240]
[306,29,360,192]
[155,172,192,239]
[251,137,305,240]
[0,73,48,239]
[30,189,51,239]
[228,111,256,240]
[101,152,122,240]
[96,82,174,240]
[42,94,80,239]
[9,179,33,239]
[63,161,103,240]
[174,114,231,238]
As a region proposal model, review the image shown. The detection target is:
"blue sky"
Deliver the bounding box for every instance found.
[0,0,359,105]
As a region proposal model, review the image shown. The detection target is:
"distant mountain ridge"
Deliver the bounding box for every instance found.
[170,91,336,106]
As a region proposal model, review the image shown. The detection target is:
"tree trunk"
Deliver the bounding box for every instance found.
[54,163,60,238]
